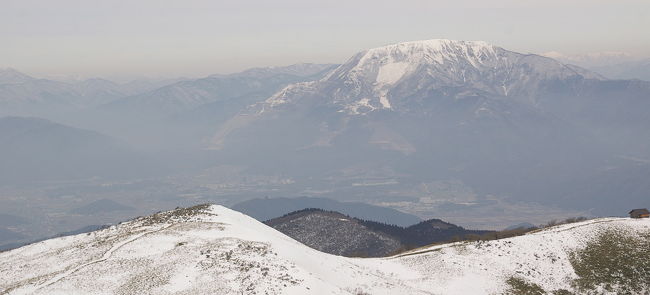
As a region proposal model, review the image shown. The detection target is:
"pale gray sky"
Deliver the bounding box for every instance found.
[2,0,649,80]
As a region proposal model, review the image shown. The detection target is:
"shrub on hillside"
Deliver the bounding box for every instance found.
[570,229,650,294]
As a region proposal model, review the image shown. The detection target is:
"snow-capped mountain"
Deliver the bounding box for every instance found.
[208,39,650,216]
[264,39,602,114]
[1,205,648,294]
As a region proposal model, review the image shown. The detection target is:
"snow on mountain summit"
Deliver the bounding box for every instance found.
[354,39,499,78]
[341,39,500,111]
[264,39,603,115]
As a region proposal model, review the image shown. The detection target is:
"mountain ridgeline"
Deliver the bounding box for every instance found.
[2,205,648,294]
[231,196,422,227]
[2,39,650,235]
[90,63,339,148]
[264,208,492,257]
[208,39,650,215]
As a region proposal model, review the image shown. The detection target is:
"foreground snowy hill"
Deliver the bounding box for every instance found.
[1,205,649,294]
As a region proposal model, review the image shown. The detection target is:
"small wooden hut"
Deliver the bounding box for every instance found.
[629,208,650,218]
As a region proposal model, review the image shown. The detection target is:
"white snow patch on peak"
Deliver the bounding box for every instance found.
[376,62,410,85]
[264,81,316,107]
[344,98,376,115]
[358,39,499,67]
[346,39,502,92]
[341,39,501,113]
[379,95,392,109]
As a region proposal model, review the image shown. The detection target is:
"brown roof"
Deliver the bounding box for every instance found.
[629,208,649,214]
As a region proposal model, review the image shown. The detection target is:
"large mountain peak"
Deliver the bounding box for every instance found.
[265,39,601,115]
[333,39,503,89]
[356,39,499,72]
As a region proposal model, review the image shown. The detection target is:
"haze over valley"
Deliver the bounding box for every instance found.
[2,0,650,293]
[2,38,650,251]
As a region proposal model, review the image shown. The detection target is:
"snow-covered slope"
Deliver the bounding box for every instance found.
[264,39,602,114]
[0,205,418,295]
[397,217,650,294]
[1,205,649,294]
[207,40,650,218]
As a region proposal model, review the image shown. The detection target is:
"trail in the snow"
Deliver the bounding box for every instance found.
[8,224,175,295]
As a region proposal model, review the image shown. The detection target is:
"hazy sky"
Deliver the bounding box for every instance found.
[2,0,649,80]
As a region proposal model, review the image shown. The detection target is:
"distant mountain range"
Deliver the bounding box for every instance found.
[2,40,650,219]
[542,52,650,81]
[265,208,491,257]
[0,64,337,134]
[71,63,338,148]
[0,68,34,84]
[590,60,650,81]
[0,68,180,118]
[102,63,337,117]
